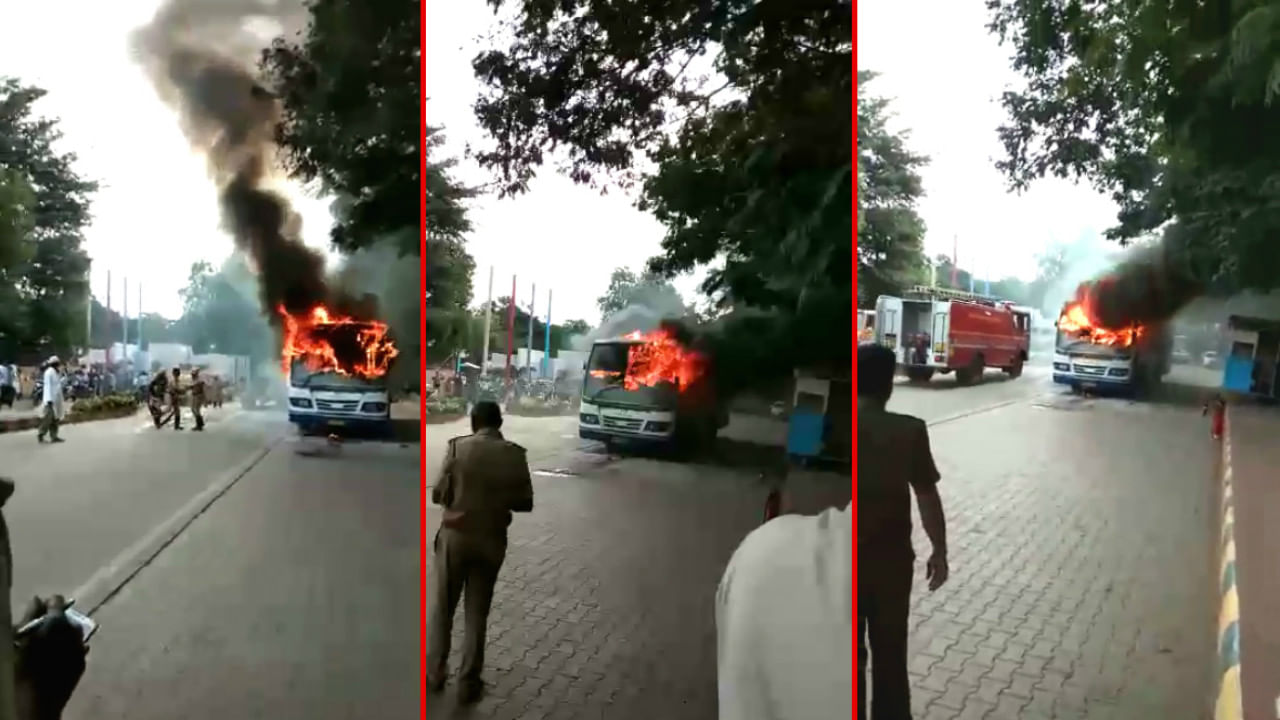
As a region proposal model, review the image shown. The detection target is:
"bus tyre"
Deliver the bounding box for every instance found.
[1005,360,1023,379]
[905,367,934,383]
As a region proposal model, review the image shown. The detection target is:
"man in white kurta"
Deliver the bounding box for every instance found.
[36,358,64,444]
[715,503,852,720]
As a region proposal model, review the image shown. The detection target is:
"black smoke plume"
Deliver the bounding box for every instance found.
[1078,227,1206,329]
[130,0,369,323]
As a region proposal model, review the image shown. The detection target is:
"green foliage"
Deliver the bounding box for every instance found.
[472,0,853,379]
[0,77,97,360]
[986,0,1280,292]
[595,267,688,319]
[70,392,139,417]
[425,395,465,416]
[261,0,426,255]
[178,257,274,359]
[857,71,930,307]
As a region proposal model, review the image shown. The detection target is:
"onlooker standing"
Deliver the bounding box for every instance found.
[426,401,534,703]
[856,343,949,720]
[715,502,852,720]
[35,359,64,445]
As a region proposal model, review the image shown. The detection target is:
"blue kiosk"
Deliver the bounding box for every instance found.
[1221,315,1280,399]
[785,370,851,464]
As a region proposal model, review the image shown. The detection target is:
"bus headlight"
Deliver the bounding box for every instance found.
[644,421,671,433]
[580,412,600,425]
[289,397,313,409]
[361,402,388,413]
[1053,362,1070,371]
[1108,368,1129,378]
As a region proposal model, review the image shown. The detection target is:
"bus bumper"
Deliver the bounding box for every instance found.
[579,427,674,446]
[290,413,391,436]
[1053,374,1133,393]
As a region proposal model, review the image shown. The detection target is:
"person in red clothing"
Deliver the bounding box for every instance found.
[1206,394,1226,440]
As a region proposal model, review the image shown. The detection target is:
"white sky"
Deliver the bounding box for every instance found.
[0,0,336,320]
[425,1,704,326]
[857,0,1120,281]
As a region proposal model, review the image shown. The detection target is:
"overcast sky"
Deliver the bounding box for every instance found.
[857,0,1119,281]
[425,1,704,327]
[0,0,334,321]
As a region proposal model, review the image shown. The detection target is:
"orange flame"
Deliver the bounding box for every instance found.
[1057,299,1143,348]
[590,329,705,391]
[279,305,399,379]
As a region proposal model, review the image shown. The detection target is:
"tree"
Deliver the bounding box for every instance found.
[986,0,1280,293]
[0,77,96,360]
[561,319,591,336]
[471,0,853,382]
[857,71,930,307]
[260,0,429,256]
[595,267,688,319]
[178,257,274,359]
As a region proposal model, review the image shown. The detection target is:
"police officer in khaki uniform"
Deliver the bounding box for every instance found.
[426,401,533,703]
[190,369,206,432]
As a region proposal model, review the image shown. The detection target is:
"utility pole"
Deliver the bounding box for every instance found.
[505,275,516,381]
[481,267,493,373]
[950,235,958,288]
[525,283,536,373]
[122,276,129,355]
[84,262,92,355]
[105,270,112,364]
[543,289,552,378]
[137,283,142,354]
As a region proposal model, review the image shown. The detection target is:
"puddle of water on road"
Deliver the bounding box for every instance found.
[533,469,577,478]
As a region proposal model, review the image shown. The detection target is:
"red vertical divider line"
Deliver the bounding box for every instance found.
[418,0,428,716]
[850,0,859,716]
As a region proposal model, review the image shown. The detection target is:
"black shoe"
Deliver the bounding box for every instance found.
[50,437,64,443]
[425,673,445,694]
[457,681,483,704]
[194,426,204,432]
[36,435,44,444]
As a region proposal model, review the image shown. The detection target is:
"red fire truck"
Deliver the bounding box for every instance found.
[872,285,1031,384]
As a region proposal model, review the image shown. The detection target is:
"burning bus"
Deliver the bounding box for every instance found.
[1052,284,1171,396]
[578,328,728,452]
[282,306,399,435]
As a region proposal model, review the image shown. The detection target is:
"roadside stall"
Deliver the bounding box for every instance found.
[785,369,851,465]
[1221,315,1280,399]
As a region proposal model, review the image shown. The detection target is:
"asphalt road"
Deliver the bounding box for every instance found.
[423,361,1219,719]
[0,403,419,720]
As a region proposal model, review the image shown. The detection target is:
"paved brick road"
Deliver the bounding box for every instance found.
[426,378,1215,719]
[904,395,1216,719]
[424,418,849,720]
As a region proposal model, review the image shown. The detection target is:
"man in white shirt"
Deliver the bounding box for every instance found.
[36,358,64,444]
[716,502,852,720]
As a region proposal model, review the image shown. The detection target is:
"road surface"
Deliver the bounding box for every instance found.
[424,361,1218,718]
[0,403,418,720]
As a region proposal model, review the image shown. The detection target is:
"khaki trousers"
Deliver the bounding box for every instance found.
[425,527,506,685]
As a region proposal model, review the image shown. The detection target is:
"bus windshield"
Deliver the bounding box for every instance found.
[1055,330,1131,358]
[583,342,677,407]
[290,359,384,391]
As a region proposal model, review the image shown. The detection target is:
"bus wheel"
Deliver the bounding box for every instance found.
[1005,360,1023,379]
